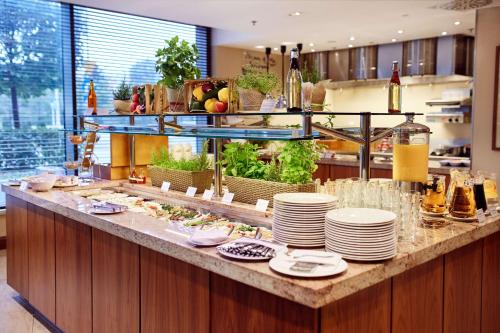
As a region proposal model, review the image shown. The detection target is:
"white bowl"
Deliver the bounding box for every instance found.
[26,174,57,192]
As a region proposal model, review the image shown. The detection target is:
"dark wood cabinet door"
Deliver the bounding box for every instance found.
[481,232,500,333]
[321,280,391,333]
[6,195,29,298]
[27,203,56,322]
[444,241,483,333]
[211,273,318,333]
[392,256,444,333]
[55,214,92,333]
[140,247,209,333]
[92,228,139,333]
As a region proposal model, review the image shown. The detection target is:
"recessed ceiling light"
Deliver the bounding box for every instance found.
[273,47,278,51]
[289,11,302,16]
[349,36,355,41]
[348,44,353,48]
[311,49,315,52]
[454,21,461,25]
[441,31,448,35]
[282,41,295,45]
[309,42,314,47]
[392,38,397,42]
[255,45,265,49]
[397,29,404,34]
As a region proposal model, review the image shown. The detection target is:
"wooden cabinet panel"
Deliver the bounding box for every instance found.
[444,240,483,333]
[55,214,92,333]
[321,280,391,333]
[481,232,500,333]
[27,203,56,322]
[210,273,318,333]
[329,165,358,179]
[313,163,330,183]
[371,168,392,179]
[6,195,29,298]
[140,247,209,333]
[392,256,443,333]
[92,228,139,333]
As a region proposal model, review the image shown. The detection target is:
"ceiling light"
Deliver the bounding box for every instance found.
[282,41,295,45]
[289,11,302,16]
[348,44,353,48]
[397,29,404,34]
[311,49,315,52]
[349,36,355,41]
[454,20,461,25]
[255,45,265,49]
[309,42,314,47]
[391,38,397,42]
[273,47,278,51]
[441,31,448,35]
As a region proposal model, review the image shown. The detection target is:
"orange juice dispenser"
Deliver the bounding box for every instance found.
[392,122,430,191]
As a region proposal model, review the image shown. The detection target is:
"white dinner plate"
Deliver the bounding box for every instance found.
[325,228,395,238]
[325,222,395,232]
[445,214,478,222]
[326,244,396,256]
[327,236,395,248]
[273,193,338,205]
[326,243,396,255]
[326,208,397,226]
[269,256,348,278]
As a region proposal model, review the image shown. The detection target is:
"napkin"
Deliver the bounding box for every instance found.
[189,229,229,245]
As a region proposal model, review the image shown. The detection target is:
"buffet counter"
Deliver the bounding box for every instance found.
[3,182,499,333]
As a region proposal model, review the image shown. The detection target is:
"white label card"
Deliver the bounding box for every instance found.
[160,181,171,193]
[221,192,234,205]
[477,209,486,223]
[202,189,214,201]
[185,186,197,197]
[20,181,28,191]
[255,199,269,212]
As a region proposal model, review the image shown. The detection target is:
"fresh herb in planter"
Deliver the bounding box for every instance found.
[302,61,321,84]
[235,65,279,95]
[155,36,201,89]
[113,79,132,100]
[221,141,320,184]
[151,141,210,172]
[278,141,321,184]
[221,142,267,179]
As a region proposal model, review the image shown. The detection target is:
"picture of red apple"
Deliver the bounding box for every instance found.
[214,101,228,113]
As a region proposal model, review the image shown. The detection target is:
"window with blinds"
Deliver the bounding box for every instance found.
[0,1,210,207]
[0,0,69,207]
[73,6,210,162]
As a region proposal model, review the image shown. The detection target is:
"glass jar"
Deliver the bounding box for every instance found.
[392,122,430,184]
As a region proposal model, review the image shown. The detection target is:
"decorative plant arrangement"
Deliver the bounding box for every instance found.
[112,79,132,114]
[235,65,279,111]
[155,36,201,108]
[187,80,230,113]
[221,141,320,205]
[148,141,213,193]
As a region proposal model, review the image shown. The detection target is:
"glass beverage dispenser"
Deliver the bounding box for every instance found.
[392,122,431,191]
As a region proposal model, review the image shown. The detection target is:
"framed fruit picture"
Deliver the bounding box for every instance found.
[183,79,235,113]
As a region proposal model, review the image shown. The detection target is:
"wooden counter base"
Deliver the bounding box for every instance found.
[6,195,500,333]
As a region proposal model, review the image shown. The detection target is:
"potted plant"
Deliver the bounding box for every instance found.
[235,65,279,111]
[302,61,327,111]
[148,141,212,193]
[155,36,201,110]
[112,79,132,114]
[221,141,320,206]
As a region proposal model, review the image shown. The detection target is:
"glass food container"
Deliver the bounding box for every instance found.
[392,122,431,190]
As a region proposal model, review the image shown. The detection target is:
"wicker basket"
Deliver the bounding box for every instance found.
[148,166,213,194]
[237,88,265,111]
[225,176,316,207]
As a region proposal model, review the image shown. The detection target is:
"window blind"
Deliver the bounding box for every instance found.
[72,7,210,161]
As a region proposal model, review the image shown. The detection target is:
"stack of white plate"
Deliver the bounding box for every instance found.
[273,193,338,248]
[325,208,397,261]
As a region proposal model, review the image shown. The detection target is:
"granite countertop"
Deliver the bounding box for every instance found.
[3,182,499,309]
